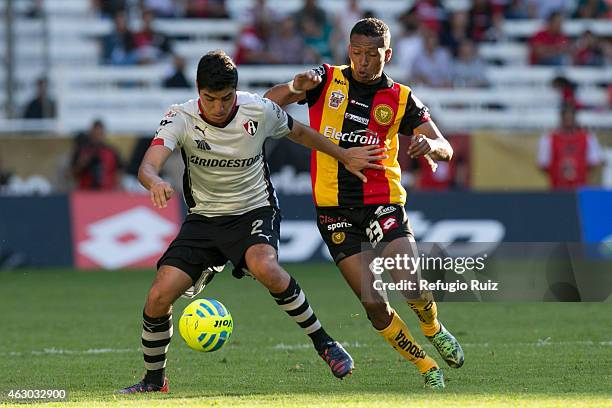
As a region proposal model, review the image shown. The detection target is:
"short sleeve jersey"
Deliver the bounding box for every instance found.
[152,91,293,216]
[301,64,431,207]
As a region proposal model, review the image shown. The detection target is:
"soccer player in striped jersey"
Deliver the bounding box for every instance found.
[119,50,388,393]
[265,18,464,389]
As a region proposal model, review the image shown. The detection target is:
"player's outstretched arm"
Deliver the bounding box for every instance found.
[264,70,322,107]
[138,145,175,209]
[288,120,388,183]
[408,121,453,162]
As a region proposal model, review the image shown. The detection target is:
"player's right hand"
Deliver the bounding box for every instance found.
[293,70,322,92]
[343,145,388,183]
[150,181,174,209]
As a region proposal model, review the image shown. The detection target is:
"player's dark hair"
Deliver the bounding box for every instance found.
[196,50,238,91]
[350,18,391,48]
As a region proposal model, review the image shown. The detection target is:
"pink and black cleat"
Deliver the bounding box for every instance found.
[118,377,169,394]
[319,341,354,379]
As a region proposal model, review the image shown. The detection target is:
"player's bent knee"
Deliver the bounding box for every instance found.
[145,285,174,317]
[246,256,289,292]
[362,301,393,329]
[253,262,288,292]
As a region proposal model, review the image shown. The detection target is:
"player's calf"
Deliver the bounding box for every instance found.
[123,265,191,393]
[362,301,394,330]
[374,309,441,375]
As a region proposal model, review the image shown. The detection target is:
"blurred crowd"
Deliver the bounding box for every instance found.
[83,0,611,86]
[13,0,610,192]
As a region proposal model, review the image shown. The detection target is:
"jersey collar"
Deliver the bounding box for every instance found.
[197,97,239,128]
[342,67,394,89]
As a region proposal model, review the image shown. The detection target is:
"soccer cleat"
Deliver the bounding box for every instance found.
[426,323,464,368]
[182,264,225,299]
[422,367,445,390]
[318,341,354,379]
[117,378,169,394]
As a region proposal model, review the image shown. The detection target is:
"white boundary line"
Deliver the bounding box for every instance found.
[0,348,138,357]
[0,339,610,356]
[272,339,612,350]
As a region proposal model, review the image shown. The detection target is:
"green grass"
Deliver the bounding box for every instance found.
[0,264,610,407]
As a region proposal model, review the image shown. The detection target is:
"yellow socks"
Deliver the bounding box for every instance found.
[377,311,438,373]
[407,291,441,337]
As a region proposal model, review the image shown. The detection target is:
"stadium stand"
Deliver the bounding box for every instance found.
[0,0,610,134]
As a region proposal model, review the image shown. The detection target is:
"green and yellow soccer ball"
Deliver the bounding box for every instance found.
[178,298,233,352]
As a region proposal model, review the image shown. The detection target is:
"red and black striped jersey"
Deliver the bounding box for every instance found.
[303,64,431,207]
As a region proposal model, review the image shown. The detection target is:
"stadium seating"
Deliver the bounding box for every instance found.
[0,0,610,133]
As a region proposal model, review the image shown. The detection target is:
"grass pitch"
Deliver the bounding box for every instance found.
[0,264,610,407]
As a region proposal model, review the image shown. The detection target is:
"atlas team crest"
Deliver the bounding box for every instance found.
[243,119,258,136]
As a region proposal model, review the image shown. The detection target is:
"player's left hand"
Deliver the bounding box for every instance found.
[343,145,388,183]
[408,134,434,158]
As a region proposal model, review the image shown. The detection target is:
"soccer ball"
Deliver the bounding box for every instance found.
[178,298,233,352]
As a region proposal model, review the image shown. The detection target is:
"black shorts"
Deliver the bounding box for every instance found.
[316,204,413,264]
[158,206,281,284]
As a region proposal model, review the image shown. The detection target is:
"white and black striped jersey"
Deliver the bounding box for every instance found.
[152,91,293,216]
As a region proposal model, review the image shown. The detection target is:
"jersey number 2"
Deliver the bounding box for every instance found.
[251,219,263,235]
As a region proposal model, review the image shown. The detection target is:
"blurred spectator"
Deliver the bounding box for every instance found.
[163,55,191,88]
[401,0,446,35]
[332,0,364,62]
[528,12,570,66]
[294,0,328,30]
[24,0,43,18]
[268,16,317,64]
[573,0,609,18]
[134,9,173,64]
[234,23,275,65]
[504,0,533,19]
[92,0,127,18]
[337,0,363,40]
[71,120,123,191]
[140,0,177,18]
[184,0,229,18]
[537,105,603,189]
[302,16,334,63]
[411,30,453,87]
[22,78,56,119]
[440,10,469,56]
[101,11,138,65]
[527,0,573,19]
[468,0,499,42]
[573,30,606,66]
[452,40,488,88]
[395,17,424,80]
[551,76,583,109]
[240,0,277,27]
[400,135,469,191]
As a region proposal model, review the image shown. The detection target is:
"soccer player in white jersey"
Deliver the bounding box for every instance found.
[119,50,389,393]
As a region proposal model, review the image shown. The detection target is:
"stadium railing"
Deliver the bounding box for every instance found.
[502,19,612,38]
[0,62,596,133]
